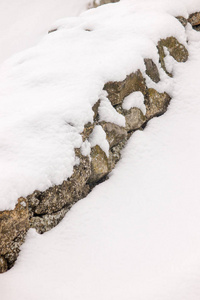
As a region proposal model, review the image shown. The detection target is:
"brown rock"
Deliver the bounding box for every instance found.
[188,12,200,26]
[144,58,160,83]
[82,122,94,141]
[104,70,147,106]
[108,139,127,172]
[157,37,188,76]
[0,198,29,271]
[89,145,109,183]
[0,256,8,273]
[124,108,146,132]
[30,206,70,234]
[176,16,188,27]
[29,151,91,215]
[145,88,171,119]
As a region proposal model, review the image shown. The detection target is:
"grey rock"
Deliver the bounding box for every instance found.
[144,58,160,83]
[100,121,127,148]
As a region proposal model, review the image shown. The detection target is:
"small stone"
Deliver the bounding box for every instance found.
[188,12,200,26]
[100,121,127,148]
[176,16,188,27]
[157,37,188,76]
[48,28,57,34]
[81,122,94,141]
[144,58,160,83]
[89,145,109,183]
[145,88,171,119]
[124,107,146,132]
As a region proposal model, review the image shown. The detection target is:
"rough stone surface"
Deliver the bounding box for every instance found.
[157,37,188,76]
[108,139,127,171]
[145,88,171,119]
[89,145,109,183]
[0,256,8,273]
[176,16,188,27]
[100,121,127,148]
[0,198,29,271]
[29,151,91,215]
[104,70,147,106]
[144,58,160,83]
[30,205,70,234]
[188,12,200,26]
[124,108,146,132]
[82,122,94,141]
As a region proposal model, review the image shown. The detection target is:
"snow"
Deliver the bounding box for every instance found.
[0,0,89,64]
[2,24,200,298]
[89,125,109,157]
[0,0,190,211]
[81,140,91,157]
[122,91,146,114]
[1,0,200,299]
[99,92,126,127]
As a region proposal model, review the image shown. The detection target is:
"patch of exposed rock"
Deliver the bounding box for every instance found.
[0,23,191,272]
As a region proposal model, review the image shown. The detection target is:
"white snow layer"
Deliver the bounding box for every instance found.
[0,0,192,210]
[1,0,200,299]
[122,91,146,115]
[89,125,109,157]
[99,92,126,127]
[0,0,89,64]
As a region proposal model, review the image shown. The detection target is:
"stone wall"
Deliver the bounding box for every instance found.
[1,11,200,273]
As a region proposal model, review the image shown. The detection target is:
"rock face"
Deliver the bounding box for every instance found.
[0,14,192,272]
[0,198,29,270]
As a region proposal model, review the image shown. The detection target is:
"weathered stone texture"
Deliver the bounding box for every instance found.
[176,16,188,27]
[144,59,160,83]
[188,12,200,26]
[0,198,29,270]
[146,88,171,119]
[89,145,109,183]
[100,121,127,148]
[29,152,91,216]
[104,70,147,106]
